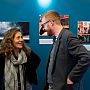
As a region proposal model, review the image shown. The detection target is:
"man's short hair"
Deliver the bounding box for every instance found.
[43,10,61,24]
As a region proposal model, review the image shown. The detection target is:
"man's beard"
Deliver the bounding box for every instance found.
[47,29,53,36]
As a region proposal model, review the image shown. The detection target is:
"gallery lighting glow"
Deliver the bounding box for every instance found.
[38,0,51,8]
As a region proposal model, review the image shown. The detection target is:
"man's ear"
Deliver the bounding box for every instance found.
[50,20,54,26]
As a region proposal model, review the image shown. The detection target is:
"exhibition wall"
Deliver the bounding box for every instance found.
[0,0,90,90]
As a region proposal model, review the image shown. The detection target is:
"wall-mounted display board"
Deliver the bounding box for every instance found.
[77,21,90,43]
[39,15,69,44]
[0,22,30,41]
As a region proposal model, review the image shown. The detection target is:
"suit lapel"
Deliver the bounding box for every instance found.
[52,29,67,73]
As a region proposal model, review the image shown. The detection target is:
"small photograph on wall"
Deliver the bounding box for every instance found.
[77,21,90,43]
[39,14,69,44]
[0,22,29,40]
[39,14,69,36]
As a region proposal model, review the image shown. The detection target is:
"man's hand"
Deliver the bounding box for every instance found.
[67,78,73,84]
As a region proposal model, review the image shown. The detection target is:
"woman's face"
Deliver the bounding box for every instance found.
[13,32,24,49]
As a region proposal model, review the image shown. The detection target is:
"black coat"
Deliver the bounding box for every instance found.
[44,29,90,90]
[0,50,41,90]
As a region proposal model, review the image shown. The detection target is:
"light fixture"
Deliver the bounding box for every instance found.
[38,0,51,8]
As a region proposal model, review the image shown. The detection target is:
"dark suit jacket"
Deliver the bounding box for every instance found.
[44,29,90,90]
[0,50,41,90]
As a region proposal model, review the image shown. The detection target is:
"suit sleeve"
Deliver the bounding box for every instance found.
[67,32,90,82]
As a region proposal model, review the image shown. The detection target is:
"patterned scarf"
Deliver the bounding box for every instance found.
[4,50,27,90]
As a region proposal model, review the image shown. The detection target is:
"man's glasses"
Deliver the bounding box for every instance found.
[42,20,50,27]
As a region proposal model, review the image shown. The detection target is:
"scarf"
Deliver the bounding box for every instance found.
[4,50,27,90]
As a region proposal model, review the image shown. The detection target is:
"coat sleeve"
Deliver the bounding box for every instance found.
[29,50,41,70]
[67,32,90,82]
[0,54,5,90]
[26,50,41,85]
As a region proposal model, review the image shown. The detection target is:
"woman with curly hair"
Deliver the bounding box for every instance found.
[0,28,40,90]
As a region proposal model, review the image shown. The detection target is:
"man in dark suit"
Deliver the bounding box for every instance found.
[41,10,90,90]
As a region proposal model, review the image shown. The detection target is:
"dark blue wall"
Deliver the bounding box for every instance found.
[0,0,90,90]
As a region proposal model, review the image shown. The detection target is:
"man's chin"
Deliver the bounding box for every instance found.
[47,33,53,36]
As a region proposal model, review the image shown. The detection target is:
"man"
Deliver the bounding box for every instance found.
[41,10,90,90]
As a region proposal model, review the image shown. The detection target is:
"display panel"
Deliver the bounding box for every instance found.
[77,21,90,43]
[39,15,69,36]
[0,22,29,40]
[39,15,69,44]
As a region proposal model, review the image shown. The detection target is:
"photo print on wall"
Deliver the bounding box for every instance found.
[78,21,90,43]
[39,15,69,44]
[0,22,30,40]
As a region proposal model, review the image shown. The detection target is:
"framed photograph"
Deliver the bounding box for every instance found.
[39,14,69,44]
[0,22,30,40]
[39,14,69,36]
[77,21,90,43]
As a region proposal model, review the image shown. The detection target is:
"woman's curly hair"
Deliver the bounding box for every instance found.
[0,28,31,58]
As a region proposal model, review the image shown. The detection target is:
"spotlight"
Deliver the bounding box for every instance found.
[38,0,51,8]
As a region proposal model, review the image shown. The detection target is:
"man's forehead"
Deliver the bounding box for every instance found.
[41,17,49,23]
[41,16,45,21]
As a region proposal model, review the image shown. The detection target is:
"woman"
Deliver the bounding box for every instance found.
[0,28,40,90]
